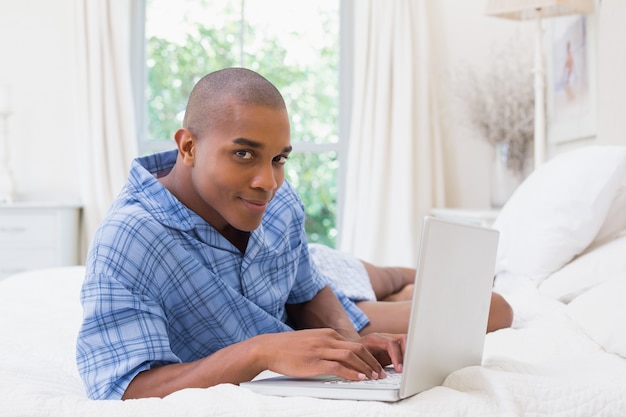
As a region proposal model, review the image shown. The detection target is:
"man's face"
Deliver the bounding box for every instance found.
[189,103,292,233]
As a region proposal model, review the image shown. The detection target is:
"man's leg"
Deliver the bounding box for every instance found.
[307,244,513,334]
[356,292,513,335]
[485,292,513,332]
[355,300,411,335]
[361,261,414,302]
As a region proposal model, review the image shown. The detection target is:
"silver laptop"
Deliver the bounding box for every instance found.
[241,216,499,402]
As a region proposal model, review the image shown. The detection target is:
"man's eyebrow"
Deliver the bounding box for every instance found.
[232,137,292,153]
[233,137,263,148]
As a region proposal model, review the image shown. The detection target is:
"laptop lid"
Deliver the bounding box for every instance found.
[241,216,499,402]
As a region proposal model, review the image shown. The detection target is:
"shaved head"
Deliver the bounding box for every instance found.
[183,67,287,137]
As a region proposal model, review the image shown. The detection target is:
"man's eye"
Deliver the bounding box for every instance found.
[274,155,288,165]
[235,150,253,160]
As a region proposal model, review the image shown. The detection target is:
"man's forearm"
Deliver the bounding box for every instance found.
[286,286,360,340]
[122,336,266,399]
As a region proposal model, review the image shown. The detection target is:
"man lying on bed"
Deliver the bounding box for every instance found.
[76,67,513,401]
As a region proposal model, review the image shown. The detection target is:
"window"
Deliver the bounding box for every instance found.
[135,0,352,247]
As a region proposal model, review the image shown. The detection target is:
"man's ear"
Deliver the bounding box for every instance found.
[174,128,196,167]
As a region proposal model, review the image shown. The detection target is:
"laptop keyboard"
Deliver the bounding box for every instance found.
[323,370,402,386]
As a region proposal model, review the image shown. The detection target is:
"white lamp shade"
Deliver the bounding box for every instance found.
[485,0,595,20]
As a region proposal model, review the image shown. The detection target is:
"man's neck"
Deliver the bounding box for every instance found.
[221,226,250,253]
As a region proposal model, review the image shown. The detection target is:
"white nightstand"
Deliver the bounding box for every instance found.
[0,202,81,279]
[430,208,500,228]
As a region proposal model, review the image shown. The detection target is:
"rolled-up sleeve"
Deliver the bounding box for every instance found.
[76,273,180,400]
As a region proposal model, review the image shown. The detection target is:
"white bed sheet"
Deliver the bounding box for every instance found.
[1,264,626,417]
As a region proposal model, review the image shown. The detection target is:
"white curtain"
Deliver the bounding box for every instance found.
[73,0,138,258]
[339,0,445,267]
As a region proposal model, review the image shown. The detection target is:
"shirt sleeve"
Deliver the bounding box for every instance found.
[285,238,328,304]
[273,182,370,331]
[76,272,181,400]
[290,241,371,332]
[328,282,371,332]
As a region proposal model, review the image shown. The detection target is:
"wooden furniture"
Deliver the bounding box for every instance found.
[0,202,81,279]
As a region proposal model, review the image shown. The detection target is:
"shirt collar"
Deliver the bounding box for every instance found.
[128,149,265,254]
[128,149,195,232]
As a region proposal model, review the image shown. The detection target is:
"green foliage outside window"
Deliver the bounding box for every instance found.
[145,1,339,246]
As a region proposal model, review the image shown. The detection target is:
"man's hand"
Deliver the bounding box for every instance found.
[258,328,389,381]
[284,285,407,378]
[357,332,406,373]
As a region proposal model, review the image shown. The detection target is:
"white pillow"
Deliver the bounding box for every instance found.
[493,145,626,286]
[567,279,626,359]
[539,233,626,303]
[588,185,626,250]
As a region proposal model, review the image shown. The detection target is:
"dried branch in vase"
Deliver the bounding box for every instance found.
[455,37,535,174]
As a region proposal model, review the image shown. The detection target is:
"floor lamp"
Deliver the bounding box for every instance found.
[485,0,595,169]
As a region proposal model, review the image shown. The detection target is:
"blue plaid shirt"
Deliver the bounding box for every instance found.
[76,150,369,400]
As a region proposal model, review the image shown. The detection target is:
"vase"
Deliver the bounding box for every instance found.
[490,142,523,208]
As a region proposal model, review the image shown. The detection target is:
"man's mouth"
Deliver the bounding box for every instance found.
[240,198,269,212]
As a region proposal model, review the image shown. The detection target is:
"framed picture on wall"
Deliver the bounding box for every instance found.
[545,14,597,144]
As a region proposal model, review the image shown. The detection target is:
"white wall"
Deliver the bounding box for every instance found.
[433,0,531,209]
[597,0,626,145]
[0,0,80,203]
[0,0,623,209]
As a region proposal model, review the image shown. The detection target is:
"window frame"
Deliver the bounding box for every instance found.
[130,0,353,245]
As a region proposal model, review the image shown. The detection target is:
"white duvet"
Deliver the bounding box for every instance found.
[1,264,626,417]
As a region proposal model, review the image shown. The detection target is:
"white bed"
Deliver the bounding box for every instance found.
[2,145,626,416]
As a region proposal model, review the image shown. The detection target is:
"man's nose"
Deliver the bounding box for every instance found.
[251,163,278,191]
